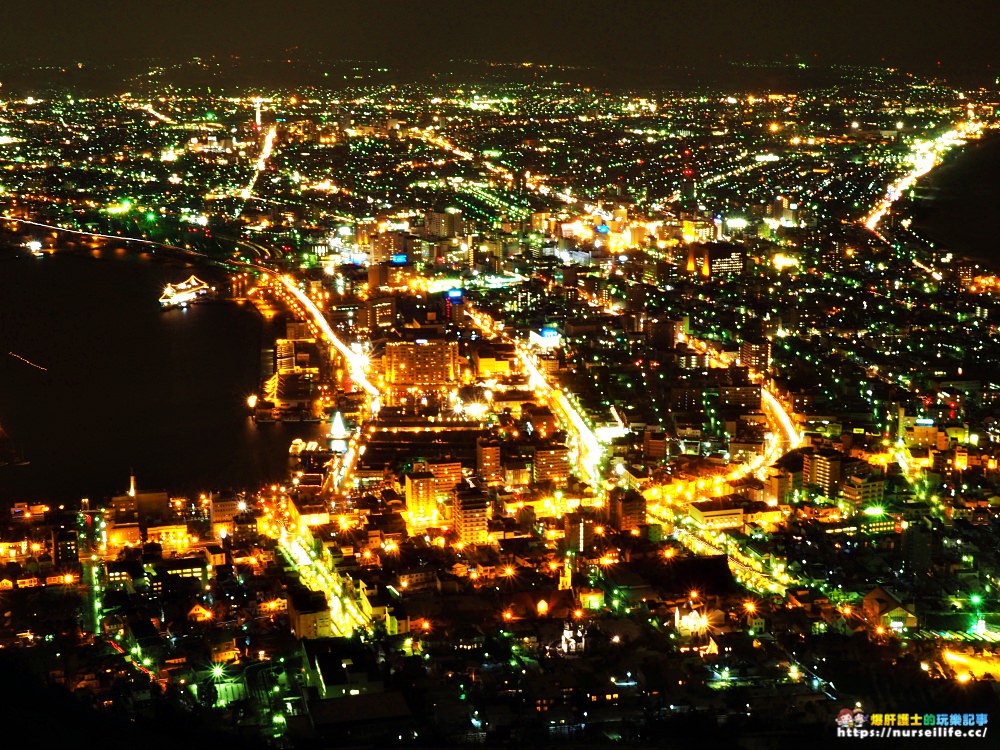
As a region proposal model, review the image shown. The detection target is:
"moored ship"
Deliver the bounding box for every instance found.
[159,275,213,309]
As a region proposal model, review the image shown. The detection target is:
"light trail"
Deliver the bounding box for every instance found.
[268,516,370,636]
[137,103,176,125]
[235,126,278,217]
[467,305,604,487]
[278,276,379,397]
[410,126,578,206]
[761,387,800,449]
[8,351,48,371]
[0,214,186,250]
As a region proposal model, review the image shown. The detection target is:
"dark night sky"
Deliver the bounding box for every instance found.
[0,1,996,77]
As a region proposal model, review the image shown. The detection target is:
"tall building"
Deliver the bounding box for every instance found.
[532,444,571,485]
[405,468,437,529]
[211,495,242,536]
[424,209,463,239]
[372,231,408,263]
[476,438,502,482]
[680,147,697,201]
[803,449,843,499]
[739,338,771,371]
[365,296,397,330]
[454,488,490,545]
[901,520,933,572]
[643,428,668,461]
[685,243,744,278]
[564,512,596,553]
[609,490,646,532]
[428,461,463,498]
[384,339,459,386]
[843,473,884,511]
[53,529,79,565]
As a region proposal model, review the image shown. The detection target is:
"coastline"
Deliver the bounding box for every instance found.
[904,130,1000,268]
[0,245,302,504]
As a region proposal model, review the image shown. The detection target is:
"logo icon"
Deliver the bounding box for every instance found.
[836,708,868,728]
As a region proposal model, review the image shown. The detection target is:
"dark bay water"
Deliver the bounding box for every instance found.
[911,133,1000,267]
[0,245,319,503]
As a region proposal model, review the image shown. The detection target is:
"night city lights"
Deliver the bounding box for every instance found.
[1,2,1000,748]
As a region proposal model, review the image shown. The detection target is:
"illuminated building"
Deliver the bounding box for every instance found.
[287,496,330,534]
[106,521,142,552]
[423,209,463,238]
[454,488,490,545]
[145,524,189,552]
[287,586,334,639]
[688,498,744,531]
[365,296,397,330]
[862,586,918,631]
[53,529,79,565]
[642,428,667,461]
[739,339,771,371]
[842,473,885,512]
[564,512,596,553]
[609,490,646,532]
[148,557,208,587]
[503,458,533,487]
[531,212,553,235]
[476,437,502,482]
[210,495,241,528]
[384,338,459,386]
[684,243,744,277]
[405,467,436,529]
[427,461,463,498]
[802,449,843,499]
[372,231,408,264]
[770,195,799,226]
[472,343,517,377]
[533,444,571,484]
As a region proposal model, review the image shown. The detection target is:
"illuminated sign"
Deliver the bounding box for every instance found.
[915,418,935,427]
[391,254,407,264]
[529,328,562,349]
[447,289,463,299]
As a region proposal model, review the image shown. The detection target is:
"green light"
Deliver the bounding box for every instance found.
[971,595,982,606]
[863,506,884,516]
[212,664,224,679]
